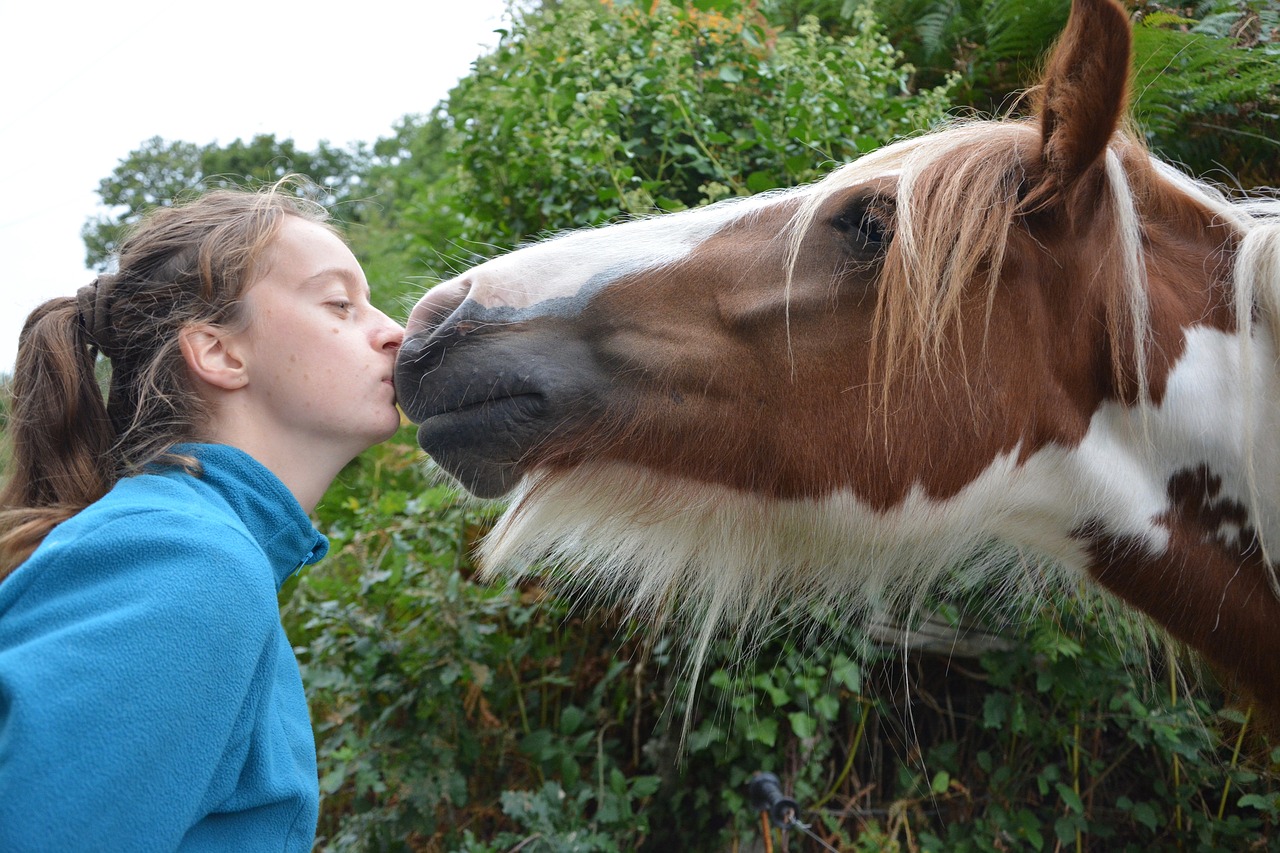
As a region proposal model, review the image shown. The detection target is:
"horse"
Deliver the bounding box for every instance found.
[394,0,1280,717]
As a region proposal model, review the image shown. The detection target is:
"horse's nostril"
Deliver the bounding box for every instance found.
[406,277,474,337]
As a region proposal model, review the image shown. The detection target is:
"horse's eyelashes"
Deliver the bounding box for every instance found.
[832,203,892,251]
[861,211,890,247]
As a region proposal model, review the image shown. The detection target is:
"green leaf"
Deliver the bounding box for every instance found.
[1053,815,1081,846]
[631,775,661,799]
[788,711,818,739]
[1055,783,1084,814]
[830,654,862,693]
[746,716,779,747]
[1130,800,1159,831]
[746,171,777,193]
[1239,793,1280,812]
[814,694,841,721]
[520,730,553,760]
[559,704,586,734]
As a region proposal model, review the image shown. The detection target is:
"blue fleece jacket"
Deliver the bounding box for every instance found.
[0,443,329,852]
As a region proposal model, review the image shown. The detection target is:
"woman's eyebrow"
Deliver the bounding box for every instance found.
[299,268,370,298]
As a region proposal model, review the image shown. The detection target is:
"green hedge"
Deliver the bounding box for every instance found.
[291,435,1280,851]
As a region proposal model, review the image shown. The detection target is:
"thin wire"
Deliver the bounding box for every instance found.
[784,818,842,853]
[764,807,842,853]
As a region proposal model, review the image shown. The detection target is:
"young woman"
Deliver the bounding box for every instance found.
[0,182,404,850]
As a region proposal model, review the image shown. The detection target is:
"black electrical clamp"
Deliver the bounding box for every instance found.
[748,771,800,827]
[745,771,840,852]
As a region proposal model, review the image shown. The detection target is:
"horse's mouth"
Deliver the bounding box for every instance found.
[395,324,611,499]
[424,390,546,421]
[415,389,549,450]
[412,392,547,498]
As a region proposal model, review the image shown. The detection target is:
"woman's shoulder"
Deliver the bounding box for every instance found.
[53,470,260,562]
[0,471,277,624]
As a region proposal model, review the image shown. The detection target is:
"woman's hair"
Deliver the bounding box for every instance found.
[0,179,335,577]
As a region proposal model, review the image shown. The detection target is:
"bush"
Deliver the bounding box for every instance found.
[366,0,955,282]
[287,434,663,850]
[293,434,1280,851]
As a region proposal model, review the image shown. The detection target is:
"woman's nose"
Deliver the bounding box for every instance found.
[378,314,405,351]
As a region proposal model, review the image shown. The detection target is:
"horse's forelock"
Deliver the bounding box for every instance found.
[784,122,1036,402]
[783,120,1164,411]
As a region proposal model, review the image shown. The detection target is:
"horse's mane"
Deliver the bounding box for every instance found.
[783,120,1154,407]
[784,115,1280,583]
[790,117,1280,388]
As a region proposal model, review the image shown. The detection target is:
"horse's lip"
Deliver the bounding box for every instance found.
[394,324,610,498]
[412,390,552,499]
[422,390,545,421]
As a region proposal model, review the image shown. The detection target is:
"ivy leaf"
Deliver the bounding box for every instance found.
[788,711,817,739]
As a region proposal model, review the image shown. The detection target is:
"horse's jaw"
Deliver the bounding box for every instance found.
[477,455,1095,628]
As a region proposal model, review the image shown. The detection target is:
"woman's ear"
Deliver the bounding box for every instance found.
[179,324,248,391]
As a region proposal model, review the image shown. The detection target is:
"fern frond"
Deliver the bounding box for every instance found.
[1131,14,1280,184]
[981,0,1070,65]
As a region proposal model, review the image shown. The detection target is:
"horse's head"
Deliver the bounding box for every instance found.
[397,0,1280,710]
[398,0,1148,510]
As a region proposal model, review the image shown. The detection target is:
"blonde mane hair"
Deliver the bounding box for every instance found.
[782,120,1160,411]
[784,117,1280,589]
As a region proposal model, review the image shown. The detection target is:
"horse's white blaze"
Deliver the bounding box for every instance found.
[479,323,1277,653]
[462,191,799,317]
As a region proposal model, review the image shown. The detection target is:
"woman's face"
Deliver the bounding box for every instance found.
[226,216,404,461]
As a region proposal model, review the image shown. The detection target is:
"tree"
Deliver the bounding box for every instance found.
[375,0,956,284]
[81,134,367,270]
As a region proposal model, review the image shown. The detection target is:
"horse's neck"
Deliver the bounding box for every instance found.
[1127,322,1280,552]
[1070,316,1280,712]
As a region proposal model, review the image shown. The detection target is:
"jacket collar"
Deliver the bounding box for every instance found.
[171,443,329,587]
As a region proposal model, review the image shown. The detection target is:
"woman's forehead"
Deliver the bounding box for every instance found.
[257,218,366,292]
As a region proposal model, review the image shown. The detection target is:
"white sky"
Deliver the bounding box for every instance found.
[0,0,512,373]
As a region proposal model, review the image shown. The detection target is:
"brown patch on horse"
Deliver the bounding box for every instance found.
[1085,465,1280,715]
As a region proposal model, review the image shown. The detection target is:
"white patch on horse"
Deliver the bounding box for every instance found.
[1055,324,1279,565]
[1134,325,1280,550]
[476,323,1280,668]
[460,192,797,317]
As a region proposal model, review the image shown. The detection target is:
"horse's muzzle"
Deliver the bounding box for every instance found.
[395,317,611,498]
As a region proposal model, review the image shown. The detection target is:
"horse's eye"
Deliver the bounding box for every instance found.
[831,204,892,252]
